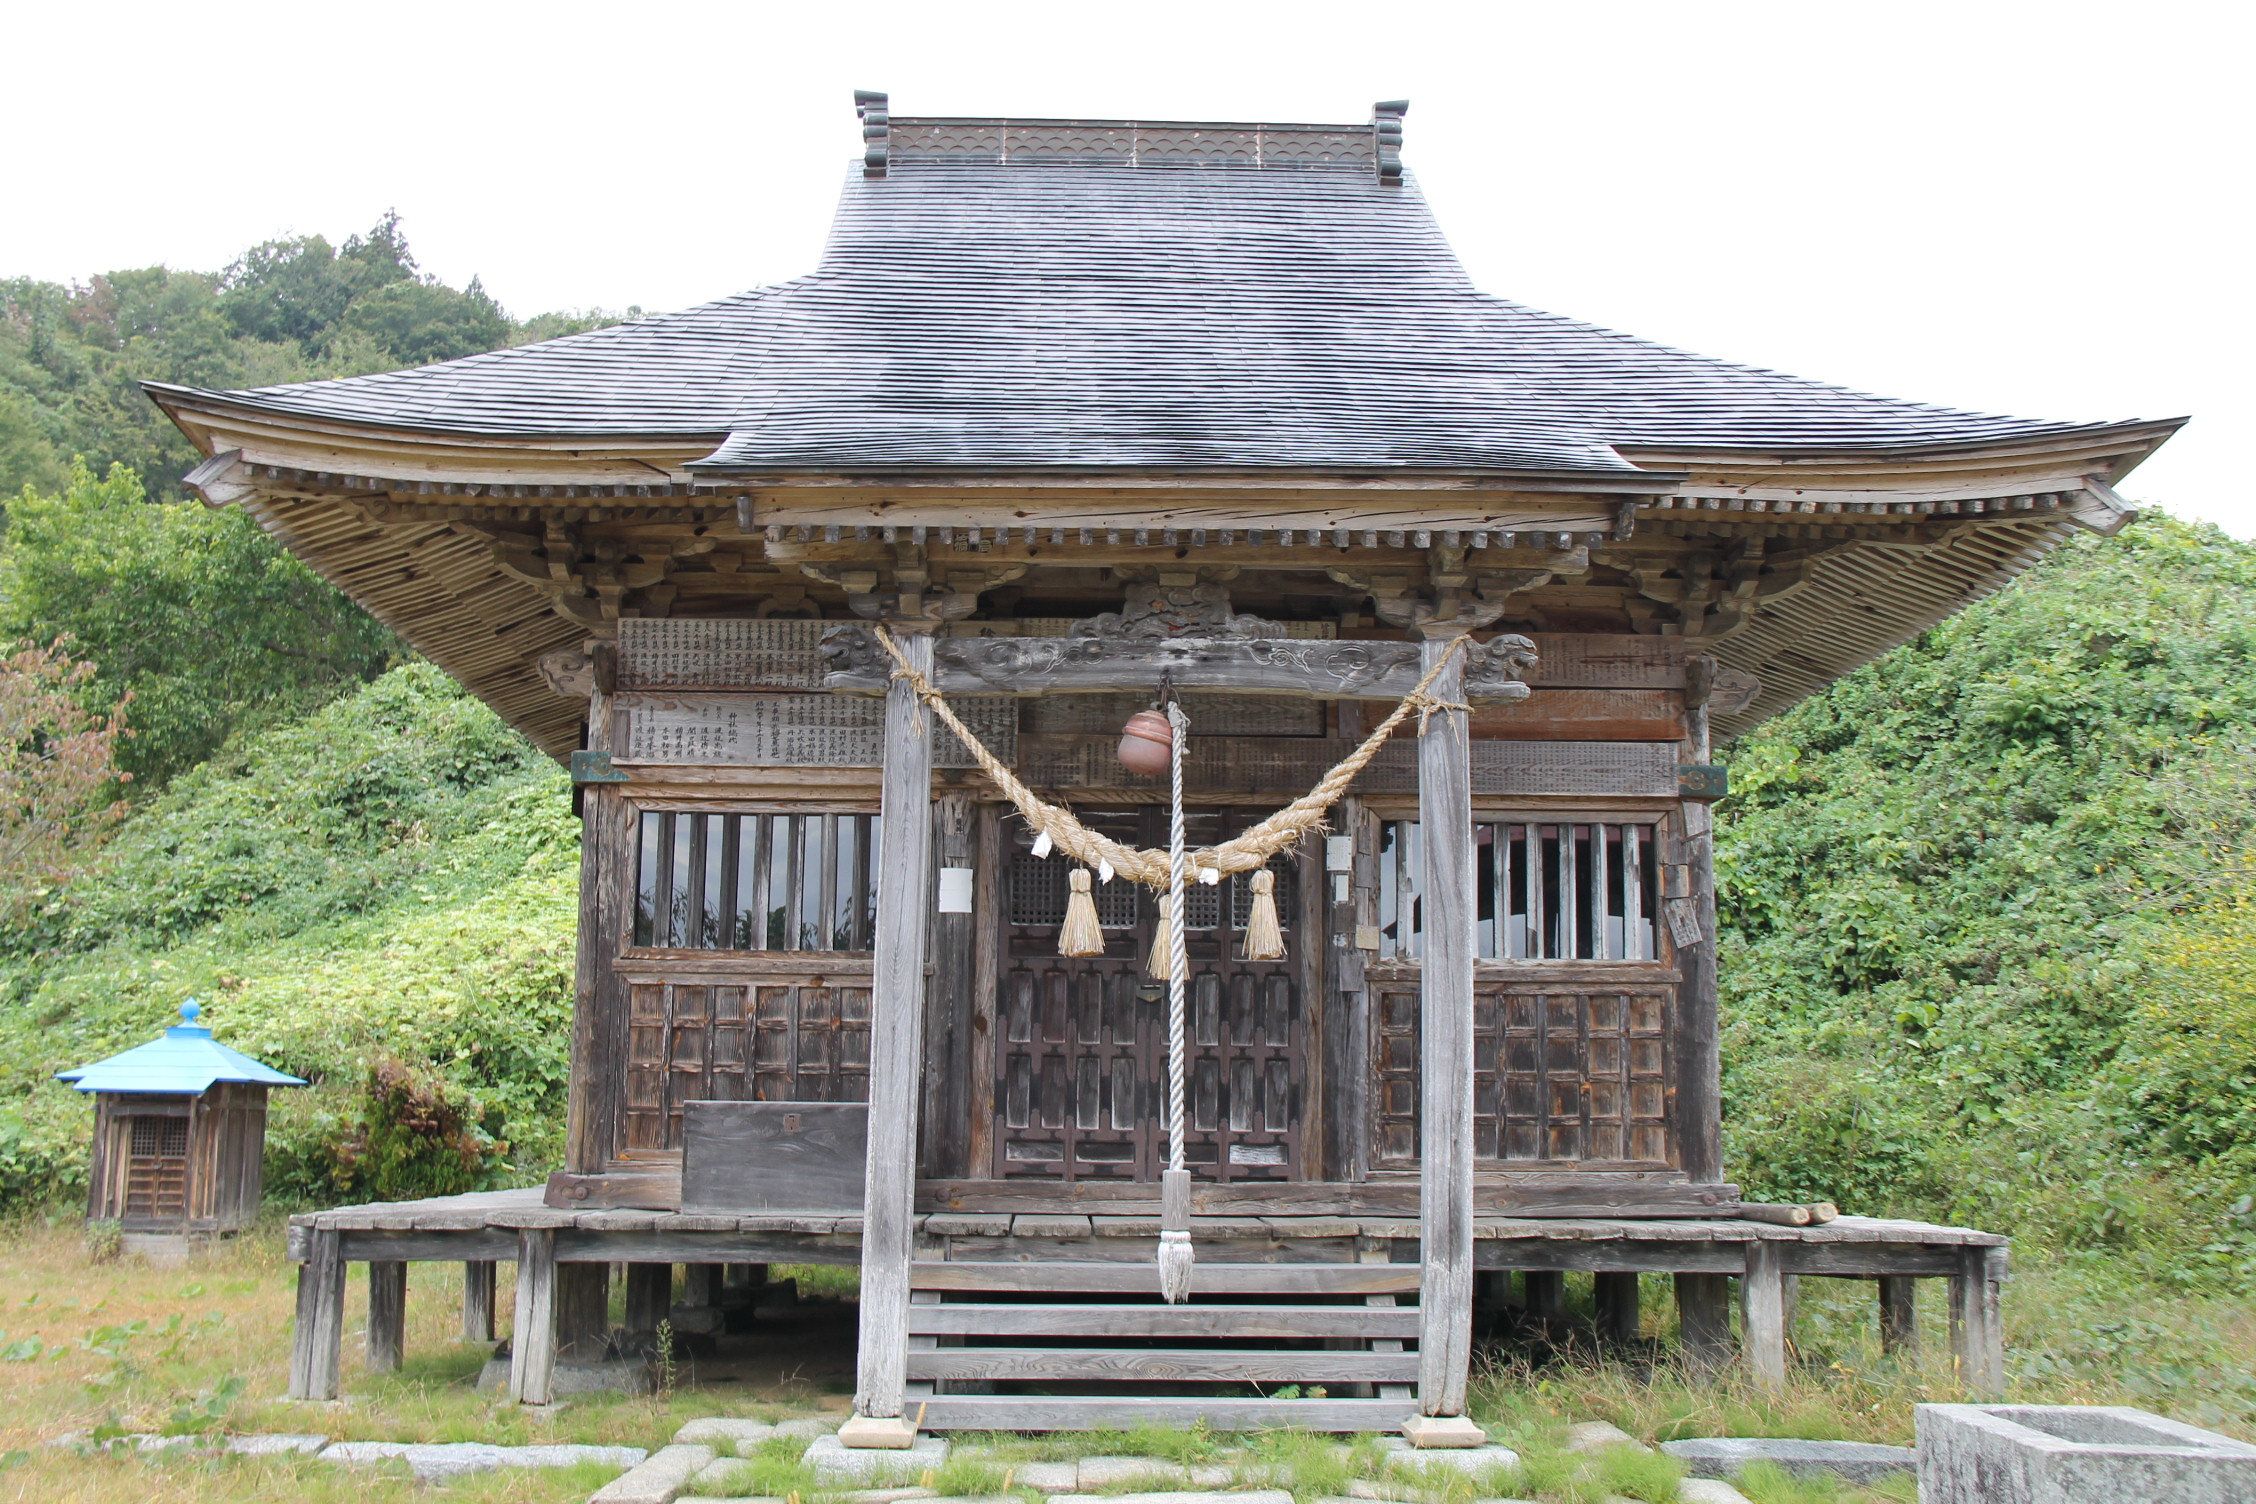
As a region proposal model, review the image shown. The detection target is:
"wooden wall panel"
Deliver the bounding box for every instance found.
[1372,979,1675,1170]
[1468,689,1686,743]
[621,974,869,1154]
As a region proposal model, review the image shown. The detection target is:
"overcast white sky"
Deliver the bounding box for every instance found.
[7,1,2248,528]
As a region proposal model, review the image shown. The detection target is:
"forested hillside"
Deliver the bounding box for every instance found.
[0,213,630,503]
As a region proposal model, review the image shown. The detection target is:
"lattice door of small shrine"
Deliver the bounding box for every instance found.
[122,1115,190,1221]
[994,807,1305,1182]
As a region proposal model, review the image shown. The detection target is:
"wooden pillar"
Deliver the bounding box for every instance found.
[366,1260,407,1373]
[624,1264,672,1336]
[1949,1246,2005,1398]
[287,1228,346,1401]
[1522,1270,1568,1322]
[509,1228,557,1405]
[567,682,634,1175]
[463,1261,497,1343]
[1741,1240,1789,1388]
[1676,691,1722,1184]
[1595,1271,1641,1344]
[554,1263,610,1361]
[1879,1274,1918,1356]
[924,792,977,1180]
[853,625,936,1431]
[1675,1272,1733,1371]
[726,1262,770,1291]
[1415,635,1476,1419]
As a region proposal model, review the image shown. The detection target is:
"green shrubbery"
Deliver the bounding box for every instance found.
[0,663,577,1207]
[1718,514,2256,1286]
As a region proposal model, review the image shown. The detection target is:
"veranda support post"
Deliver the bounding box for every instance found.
[845,625,936,1447]
[1410,634,1480,1444]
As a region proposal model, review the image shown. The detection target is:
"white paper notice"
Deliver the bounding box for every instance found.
[936,867,975,914]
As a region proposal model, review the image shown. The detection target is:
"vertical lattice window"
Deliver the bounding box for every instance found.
[1378,820,1659,961]
[633,811,879,951]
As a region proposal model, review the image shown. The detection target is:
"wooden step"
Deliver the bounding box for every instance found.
[913,1394,1418,1432]
[906,1302,1420,1339]
[909,1261,1420,1296]
[906,1346,1420,1383]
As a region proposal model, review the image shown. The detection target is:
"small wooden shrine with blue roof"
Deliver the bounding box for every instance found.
[58,1000,303,1250]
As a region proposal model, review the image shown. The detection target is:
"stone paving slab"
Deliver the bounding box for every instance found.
[322,1439,645,1482]
[1565,1422,1644,1453]
[1370,1438,1523,1476]
[1675,1482,1754,1504]
[804,1433,950,1485]
[591,1442,718,1504]
[1003,1460,1081,1493]
[1074,1457,1233,1489]
[224,1433,333,1457]
[676,1418,776,1447]
[772,1417,843,1441]
[1051,1492,1294,1504]
[1661,1437,1915,1484]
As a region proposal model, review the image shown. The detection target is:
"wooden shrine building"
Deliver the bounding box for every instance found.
[147,97,2177,1438]
[58,999,304,1260]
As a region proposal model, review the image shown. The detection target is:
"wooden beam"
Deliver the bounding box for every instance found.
[1676,700,1723,1184]
[1521,1270,1567,1321]
[1415,633,1477,1419]
[462,1261,497,1343]
[820,627,1538,703]
[1741,1240,1789,1389]
[508,1228,557,1405]
[1470,689,1686,743]
[905,1303,1419,1339]
[1949,1246,2005,1398]
[913,1395,1418,1432]
[624,1263,672,1337]
[905,1347,1421,1383]
[1879,1274,1918,1355]
[909,1261,1419,1295]
[1675,1272,1733,1372]
[287,1227,346,1401]
[854,627,936,1424]
[924,793,977,1179]
[567,693,635,1174]
[366,1261,406,1373]
[1595,1271,1641,1344]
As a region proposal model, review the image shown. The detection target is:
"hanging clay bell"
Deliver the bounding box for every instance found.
[1117,708,1174,776]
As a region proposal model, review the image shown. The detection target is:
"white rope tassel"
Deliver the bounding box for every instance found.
[1157,699,1196,1305]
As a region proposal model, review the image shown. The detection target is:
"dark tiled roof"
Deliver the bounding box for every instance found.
[170,146,2144,470]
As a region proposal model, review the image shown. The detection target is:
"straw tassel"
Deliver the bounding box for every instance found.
[1145,899,1173,978]
[1059,868,1105,958]
[1241,869,1286,962]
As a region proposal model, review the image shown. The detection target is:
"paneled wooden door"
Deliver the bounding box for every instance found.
[993,808,1307,1183]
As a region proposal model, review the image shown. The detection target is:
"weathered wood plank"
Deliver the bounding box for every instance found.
[366,1261,406,1373]
[855,628,936,1423]
[1417,635,1477,1420]
[567,697,635,1175]
[916,1174,1730,1219]
[905,1303,1420,1339]
[1783,1244,1960,1277]
[1469,689,1686,743]
[905,1347,1421,1383]
[462,1261,497,1343]
[287,1227,346,1401]
[1741,1240,1789,1389]
[1521,1271,1568,1321]
[552,1231,861,1265]
[912,1395,1419,1432]
[338,1230,518,1262]
[1949,1245,2005,1399]
[680,1102,868,1214]
[1475,1240,1744,1274]
[508,1228,557,1405]
[544,1164,682,1212]
[907,1261,1420,1295]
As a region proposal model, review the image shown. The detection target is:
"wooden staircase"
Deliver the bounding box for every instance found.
[903,1260,1423,1432]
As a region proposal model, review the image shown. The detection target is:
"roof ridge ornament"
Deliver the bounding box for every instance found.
[855,89,890,178]
[1372,99,1408,185]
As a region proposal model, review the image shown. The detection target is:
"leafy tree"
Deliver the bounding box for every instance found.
[218,210,419,350]
[0,460,396,786]
[0,638,129,923]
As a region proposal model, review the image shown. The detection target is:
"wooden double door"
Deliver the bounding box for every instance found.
[993,808,1308,1183]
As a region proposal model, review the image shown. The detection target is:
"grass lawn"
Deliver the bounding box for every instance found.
[0,1213,2243,1503]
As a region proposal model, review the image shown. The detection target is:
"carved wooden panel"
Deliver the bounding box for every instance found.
[617,692,1014,768]
[995,807,1304,1181]
[1523,634,1686,689]
[622,976,870,1152]
[618,619,829,691]
[1372,980,1674,1169]
[1022,692,1326,738]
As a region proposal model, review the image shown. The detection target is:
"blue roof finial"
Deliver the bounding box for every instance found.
[181,998,202,1025]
